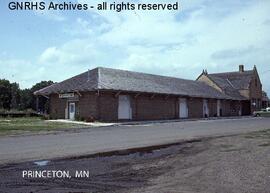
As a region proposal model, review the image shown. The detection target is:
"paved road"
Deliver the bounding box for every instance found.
[0,117,270,165]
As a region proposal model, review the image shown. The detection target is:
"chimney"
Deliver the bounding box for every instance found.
[202,69,208,75]
[239,65,244,72]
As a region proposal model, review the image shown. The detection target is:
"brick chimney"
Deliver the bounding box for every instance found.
[239,64,244,72]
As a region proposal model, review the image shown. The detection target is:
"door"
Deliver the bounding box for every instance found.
[239,102,242,116]
[203,99,209,117]
[242,101,251,115]
[118,95,132,119]
[217,100,221,117]
[179,98,188,118]
[69,102,76,120]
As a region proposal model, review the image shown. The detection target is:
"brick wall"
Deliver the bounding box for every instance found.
[230,101,241,116]
[98,92,118,121]
[221,100,231,116]
[249,71,262,112]
[188,98,203,118]
[78,92,98,119]
[133,95,177,120]
[49,94,66,119]
[242,100,251,115]
[208,99,217,117]
[49,91,242,121]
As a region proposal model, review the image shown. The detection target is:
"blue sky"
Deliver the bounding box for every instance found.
[0,0,270,94]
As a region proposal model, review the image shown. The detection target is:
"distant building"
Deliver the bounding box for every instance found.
[35,65,263,121]
[197,65,262,116]
[262,91,269,109]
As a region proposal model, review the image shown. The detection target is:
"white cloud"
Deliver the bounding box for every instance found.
[30,0,66,21]
[2,0,270,94]
[0,59,43,88]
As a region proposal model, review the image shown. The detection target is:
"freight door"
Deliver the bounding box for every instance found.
[118,95,132,120]
[179,98,188,118]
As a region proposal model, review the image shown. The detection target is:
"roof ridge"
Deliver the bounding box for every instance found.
[209,70,253,75]
[98,66,197,83]
[96,67,101,89]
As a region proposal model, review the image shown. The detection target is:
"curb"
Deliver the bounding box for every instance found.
[117,116,255,126]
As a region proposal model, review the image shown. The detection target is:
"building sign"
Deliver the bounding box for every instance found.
[59,93,75,98]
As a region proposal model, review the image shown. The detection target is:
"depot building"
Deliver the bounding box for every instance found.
[34,65,264,121]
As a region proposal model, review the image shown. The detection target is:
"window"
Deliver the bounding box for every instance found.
[255,78,257,87]
[70,104,75,113]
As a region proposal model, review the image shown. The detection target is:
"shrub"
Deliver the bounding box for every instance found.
[86,116,95,122]
[42,114,51,120]
[75,115,85,122]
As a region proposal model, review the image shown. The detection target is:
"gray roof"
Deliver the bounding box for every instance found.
[208,70,254,90]
[205,70,254,100]
[35,67,234,99]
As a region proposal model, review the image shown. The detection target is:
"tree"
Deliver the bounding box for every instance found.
[10,82,20,109]
[0,79,12,109]
[18,88,32,110]
[30,81,54,113]
[0,79,54,112]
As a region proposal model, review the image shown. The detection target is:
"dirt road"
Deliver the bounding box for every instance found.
[0,129,269,193]
[0,117,270,165]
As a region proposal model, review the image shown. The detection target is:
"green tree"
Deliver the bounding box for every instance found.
[18,88,32,110]
[0,79,53,112]
[30,81,54,113]
[0,79,12,109]
[10,82,20,109]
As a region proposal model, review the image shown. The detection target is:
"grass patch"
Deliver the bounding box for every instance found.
[0,117,89,135]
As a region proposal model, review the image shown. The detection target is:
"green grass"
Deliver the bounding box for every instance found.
[0,117,89,135]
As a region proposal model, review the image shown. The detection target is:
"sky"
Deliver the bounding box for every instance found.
[0,0,270,94]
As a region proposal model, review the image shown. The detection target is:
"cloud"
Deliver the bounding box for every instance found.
[34,10,66,21]
[211,46,256,60]
[31,0,66,21]
[0,58,45,88]
[2,0,270,94]
[39,47,60,63]
[263,19,270,26]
